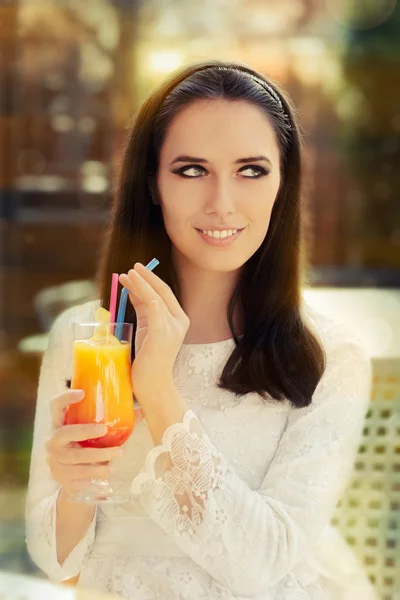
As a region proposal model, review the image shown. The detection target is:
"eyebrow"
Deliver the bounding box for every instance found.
[170,155,272,167]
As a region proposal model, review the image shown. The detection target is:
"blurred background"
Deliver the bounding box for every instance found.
[0,1,399,599]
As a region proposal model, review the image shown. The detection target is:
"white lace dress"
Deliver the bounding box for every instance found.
[25,299,379,600]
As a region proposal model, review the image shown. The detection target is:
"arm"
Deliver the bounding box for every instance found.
[132,328,372,597]
[25,308,97,582]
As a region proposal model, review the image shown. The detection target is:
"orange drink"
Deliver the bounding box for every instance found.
[65,320,135,503]
[66,339,135,448]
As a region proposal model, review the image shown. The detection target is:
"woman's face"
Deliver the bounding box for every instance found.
[156,99,281,273]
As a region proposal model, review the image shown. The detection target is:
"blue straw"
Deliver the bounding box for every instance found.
[115,288,129,341]
[146,258,159,272]
[115,258,160,340]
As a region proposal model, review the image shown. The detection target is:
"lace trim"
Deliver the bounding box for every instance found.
[132,410,226,527]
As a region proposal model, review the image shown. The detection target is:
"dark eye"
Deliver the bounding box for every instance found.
[239,165,269,178]
[172,164,269,179]
[173,165,206,178]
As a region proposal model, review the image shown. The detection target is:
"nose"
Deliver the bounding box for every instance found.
[204,178,236,219]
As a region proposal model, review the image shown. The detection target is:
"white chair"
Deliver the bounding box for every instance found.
[303,287,400,600]
[34,280,97,331]
[302,287,400,359]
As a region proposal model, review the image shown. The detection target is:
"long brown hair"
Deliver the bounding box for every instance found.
[97,59,326,408]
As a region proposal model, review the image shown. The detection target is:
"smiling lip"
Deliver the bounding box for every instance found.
[196,226,244,231]
[195,228,244,247]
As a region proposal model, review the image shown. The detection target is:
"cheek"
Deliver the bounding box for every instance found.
[158,176,202,232]
[246,181,279,228]
[159,200,193,245]
[242,184,279,251]
[254,204,274,235]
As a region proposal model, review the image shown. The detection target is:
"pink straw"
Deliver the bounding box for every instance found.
[109,273,119,323]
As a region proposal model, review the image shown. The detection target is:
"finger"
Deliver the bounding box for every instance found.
[51,390,85,429]
[126,265,179,318]
[146,297,164,334]
[119,272,149,305]
[54,445,124,465]
[128,290,142,309]
[124,286,143,311]
[119,274,150,323]
[127,290,147,320]
[49,423,107,448]
[134,262,185,319]
[119,271,169,320]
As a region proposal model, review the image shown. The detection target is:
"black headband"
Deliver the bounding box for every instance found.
[197,65,291,129]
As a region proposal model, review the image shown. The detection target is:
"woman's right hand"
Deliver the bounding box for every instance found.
[46,389,124,497]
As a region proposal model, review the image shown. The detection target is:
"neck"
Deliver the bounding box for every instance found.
[172,252,243,344]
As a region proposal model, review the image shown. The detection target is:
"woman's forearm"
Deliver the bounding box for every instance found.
[55,487,96,566]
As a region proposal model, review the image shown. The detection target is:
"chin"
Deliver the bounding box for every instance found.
[189,255,246,273]
[171,241,250,273]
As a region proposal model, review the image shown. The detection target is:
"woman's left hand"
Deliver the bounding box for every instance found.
[119,263,190,396]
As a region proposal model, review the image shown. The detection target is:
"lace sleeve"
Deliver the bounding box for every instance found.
[25,307,97,581]
[132,329,372,597]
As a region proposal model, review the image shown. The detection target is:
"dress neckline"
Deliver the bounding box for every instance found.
[180,335,244,352]
[90,299,242,351]
[181,338,237,348]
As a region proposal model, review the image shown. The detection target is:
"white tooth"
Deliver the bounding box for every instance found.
[201,229,238,239]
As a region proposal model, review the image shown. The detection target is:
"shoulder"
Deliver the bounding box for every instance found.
[301,300,372,401]
[302,302,372,404]
[301,300,369,359]
[277,304,372,432]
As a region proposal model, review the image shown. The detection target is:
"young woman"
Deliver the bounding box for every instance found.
[26,60,377,599]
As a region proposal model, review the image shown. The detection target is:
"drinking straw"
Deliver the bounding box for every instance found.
[109,273,119,324]
[115,288,129,341]
[115,258,160,340]
[145,258,159,272]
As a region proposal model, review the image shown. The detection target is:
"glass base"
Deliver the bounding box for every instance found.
[68,478,133,504]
